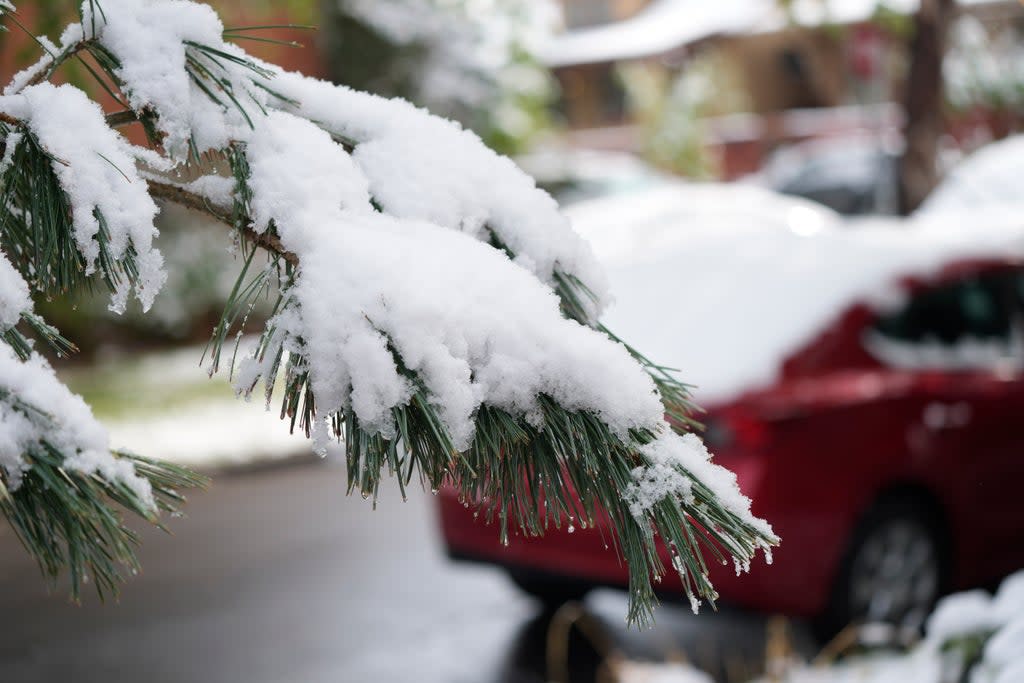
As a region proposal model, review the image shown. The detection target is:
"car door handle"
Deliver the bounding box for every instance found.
[922,402,972,430]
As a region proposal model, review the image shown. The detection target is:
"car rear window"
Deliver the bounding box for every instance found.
[865,270,1024,370]
[874,273,1012,345]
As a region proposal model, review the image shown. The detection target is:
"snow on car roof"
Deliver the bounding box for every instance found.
[544,0,994,68]
[570,184,1024,402]
[917,134,1024,216]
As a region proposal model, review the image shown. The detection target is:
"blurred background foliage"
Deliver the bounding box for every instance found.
[318,0,558,155]
[617,49,751,179]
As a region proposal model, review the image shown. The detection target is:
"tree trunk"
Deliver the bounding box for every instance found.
[898,0,955,215]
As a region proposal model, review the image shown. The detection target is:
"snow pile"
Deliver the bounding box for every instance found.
[262,69,609,321]
[0,83,166,313]
[0,249,30,330]
[82,0,265,159]
[0,344,153,504]
[570,188,1024,402]
[733,572,1024,683]
[918,135,1024,216]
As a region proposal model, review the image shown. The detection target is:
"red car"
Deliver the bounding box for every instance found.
[439,255,1024,633]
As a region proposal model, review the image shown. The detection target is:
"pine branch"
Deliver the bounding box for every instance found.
[0,4,777,625]
[0,386,207,601]
[0,445,207,600]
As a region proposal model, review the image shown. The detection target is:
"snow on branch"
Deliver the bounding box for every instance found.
[261,69,610,322]
[0,0,776,623]
[0,248,30,331]
[0,345,150,499]
[0,82,165,312]
[238,110,660,449]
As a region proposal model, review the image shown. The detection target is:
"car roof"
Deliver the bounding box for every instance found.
[573,194,1024,402]
[918,134,1024,216]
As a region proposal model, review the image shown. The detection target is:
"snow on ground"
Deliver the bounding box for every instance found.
[62,343,315,470]
[569,183,1024,403]
[105,399,316,469]
[625,571,1024,682]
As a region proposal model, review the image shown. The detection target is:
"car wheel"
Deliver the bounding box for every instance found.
[821,498,945,638]
[507,568,591,610]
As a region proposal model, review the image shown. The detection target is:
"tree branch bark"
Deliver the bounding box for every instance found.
[145,179,298,266]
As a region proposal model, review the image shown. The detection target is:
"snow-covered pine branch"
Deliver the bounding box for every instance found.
[0,0,776,625]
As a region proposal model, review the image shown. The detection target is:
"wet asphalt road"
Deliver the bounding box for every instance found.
[0,458,814,683]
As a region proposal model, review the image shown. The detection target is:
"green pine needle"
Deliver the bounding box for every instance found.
[0,390,207,601]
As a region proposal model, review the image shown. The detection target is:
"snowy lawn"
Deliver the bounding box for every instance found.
[60,344,314,470]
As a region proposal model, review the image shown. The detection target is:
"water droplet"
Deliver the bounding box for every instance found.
[567,525,575,533]
[430,488,439,495]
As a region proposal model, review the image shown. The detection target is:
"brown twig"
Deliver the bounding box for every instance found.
[105,110,139,128]
[145,179,298,266]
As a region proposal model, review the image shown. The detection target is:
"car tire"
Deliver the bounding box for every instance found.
[507,568,591,610]
[818,497,947,639]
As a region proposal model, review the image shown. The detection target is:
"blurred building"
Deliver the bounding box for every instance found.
[546,0,1024,178]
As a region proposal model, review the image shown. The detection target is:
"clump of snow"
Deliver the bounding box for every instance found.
[0,82,166,312]
[979,618,1024,680]
[625,431,773,546]
[82,0,266,159]
[991,571,1024,623]
[0,249,30,330]
[0,345,152,505]
[926,589,998,644]
[571,187,1024,402]
[625,432,698,518]
[260,68,609,321]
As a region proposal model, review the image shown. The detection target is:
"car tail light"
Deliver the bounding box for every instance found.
[702,409,770,452]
